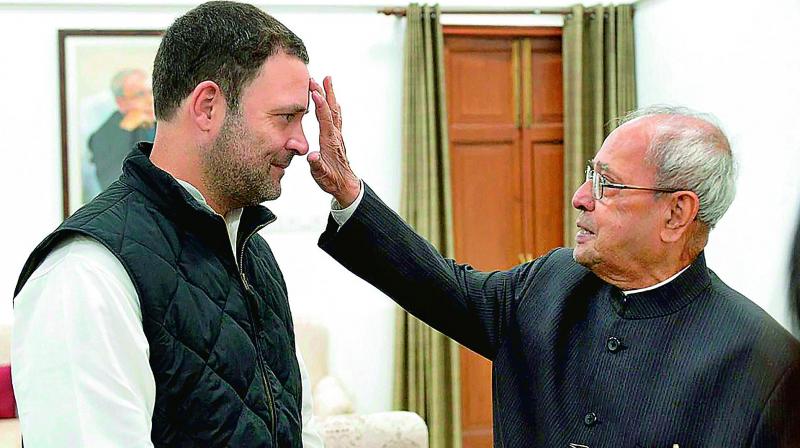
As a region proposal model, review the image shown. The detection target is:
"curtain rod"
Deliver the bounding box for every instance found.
[378,6,634,17]
[378,7,573,17]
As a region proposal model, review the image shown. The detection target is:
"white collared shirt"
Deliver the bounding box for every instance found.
[622,265,691,295]
[12,179,324,448]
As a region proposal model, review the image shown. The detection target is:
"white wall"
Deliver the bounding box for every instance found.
[635,0,800,334]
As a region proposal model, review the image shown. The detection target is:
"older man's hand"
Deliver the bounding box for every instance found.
[308,76,360,207]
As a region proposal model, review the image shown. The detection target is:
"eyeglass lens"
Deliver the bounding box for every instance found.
[585,166,603,200]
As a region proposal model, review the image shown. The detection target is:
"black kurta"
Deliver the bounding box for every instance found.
[320,183,800,447]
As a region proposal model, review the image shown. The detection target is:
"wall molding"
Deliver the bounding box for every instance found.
[0,1,398,12]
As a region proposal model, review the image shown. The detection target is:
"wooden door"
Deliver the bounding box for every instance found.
[521,36,565,259]
[444,27,563,448]
[446,35,520,448]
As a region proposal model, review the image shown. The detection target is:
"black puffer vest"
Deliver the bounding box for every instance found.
[15,143,302,447]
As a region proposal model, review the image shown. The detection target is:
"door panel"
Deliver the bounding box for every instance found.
[447,35,518,448]
[530,37,564,128]
[531,142,565,257]
[444,29,563,448]
[447,38,515,127]
[523,36,564,259]
[451,143,522,271]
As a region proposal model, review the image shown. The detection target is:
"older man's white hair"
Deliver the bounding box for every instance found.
[619,105,736,229]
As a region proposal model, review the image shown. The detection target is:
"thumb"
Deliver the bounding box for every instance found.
[307,151,326,178]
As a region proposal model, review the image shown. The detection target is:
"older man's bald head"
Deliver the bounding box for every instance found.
[617,106,736,229]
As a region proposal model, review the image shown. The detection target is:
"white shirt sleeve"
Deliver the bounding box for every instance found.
[330,180,365,228]
[296,349,325,447]
[12,235,156,448]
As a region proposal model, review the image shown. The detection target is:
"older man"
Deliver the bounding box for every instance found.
[307,85,800,446]
[14,2,323,447]
[87,68,156,191]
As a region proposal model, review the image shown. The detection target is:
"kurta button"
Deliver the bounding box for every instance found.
[584,412,597,426]
[606,336,621,352]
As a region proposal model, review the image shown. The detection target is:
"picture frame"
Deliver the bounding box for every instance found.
[58,29,163,218]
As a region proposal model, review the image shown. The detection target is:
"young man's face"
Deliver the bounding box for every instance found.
[203,51,310,208]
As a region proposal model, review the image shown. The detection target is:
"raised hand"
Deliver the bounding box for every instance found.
[308,76,360,207]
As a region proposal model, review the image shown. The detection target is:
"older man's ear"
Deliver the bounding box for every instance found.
[661,191,701,243]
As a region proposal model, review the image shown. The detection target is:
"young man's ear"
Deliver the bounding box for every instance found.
[189,81,224,132]
[661,191,701,243]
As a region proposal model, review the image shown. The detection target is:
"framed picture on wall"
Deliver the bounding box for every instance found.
[58,29,163,218]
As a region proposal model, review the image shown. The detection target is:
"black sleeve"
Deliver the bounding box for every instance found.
[318,183,546,360]
[749,360,800,447]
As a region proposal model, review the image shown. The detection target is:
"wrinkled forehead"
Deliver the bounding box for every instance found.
[590,117,662,180]
[624,113,717,141]
[598,118,653,159]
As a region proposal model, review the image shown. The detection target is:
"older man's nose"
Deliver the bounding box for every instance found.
[572,179,595,212]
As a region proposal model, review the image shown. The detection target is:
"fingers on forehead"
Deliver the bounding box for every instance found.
[323,81,338,110]
[312,92,334,123]
[311,90,325,108]
[323,77,336,95]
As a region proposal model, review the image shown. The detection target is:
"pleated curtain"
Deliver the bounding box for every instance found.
[563,4,637,245]
[394,4,462,448]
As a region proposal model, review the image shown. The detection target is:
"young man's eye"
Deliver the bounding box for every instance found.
[282,114,296,122]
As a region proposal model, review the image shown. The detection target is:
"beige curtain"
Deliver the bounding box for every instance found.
[563,4,637,245]
[394,4,461,448]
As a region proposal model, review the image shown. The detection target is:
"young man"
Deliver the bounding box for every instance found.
[14,2,323,446]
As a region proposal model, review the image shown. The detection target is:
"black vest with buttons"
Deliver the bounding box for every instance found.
[15,143,302,447]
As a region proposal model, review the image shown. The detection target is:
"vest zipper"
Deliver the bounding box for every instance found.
[238,220,278,447]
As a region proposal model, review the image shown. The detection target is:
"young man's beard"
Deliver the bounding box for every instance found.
[202,112,283,212]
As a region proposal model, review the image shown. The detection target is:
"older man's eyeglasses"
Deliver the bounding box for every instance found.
[585,165,681,200]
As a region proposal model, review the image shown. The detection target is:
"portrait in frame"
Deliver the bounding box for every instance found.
[58,29,163,218]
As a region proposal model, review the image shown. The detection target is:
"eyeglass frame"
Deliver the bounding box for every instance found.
[585,164,682,200]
